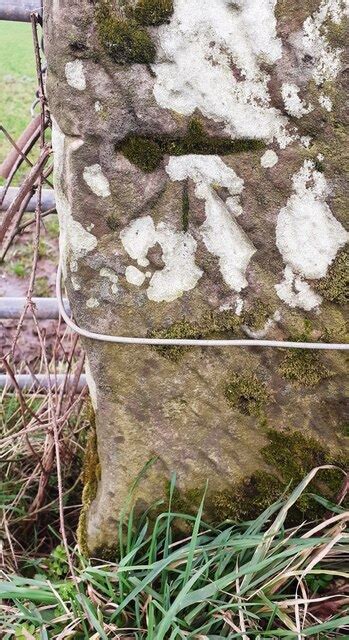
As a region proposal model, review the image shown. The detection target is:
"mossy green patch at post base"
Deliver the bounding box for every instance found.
[77,409,100,557]
[211,429,348,524]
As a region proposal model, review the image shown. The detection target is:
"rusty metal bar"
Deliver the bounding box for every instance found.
[0,297,70,320]
[0,187,55,212]
[0,0,41,21]
[0,373,87,391]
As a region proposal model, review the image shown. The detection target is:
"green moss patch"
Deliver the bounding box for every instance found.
[96,1,156,64]
[117,118,265,172]
[261,429,348,518]
[131,0,174,26]
[315,247,349,305]
[279,348,331,386]
[212,429,348,524]
[77,411,100,557]
[150,309,243,361]
[120,135,163,172]
[214,471,284,522]
[243,300,274,331]
[225,372,270,416]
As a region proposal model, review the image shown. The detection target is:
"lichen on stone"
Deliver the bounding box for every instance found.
[225,371,270,416]
[130,0,174,26]
[95,1,156,64]
[315,247,349,305]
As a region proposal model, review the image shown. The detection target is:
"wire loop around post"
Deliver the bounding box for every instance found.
[56,261,349,350]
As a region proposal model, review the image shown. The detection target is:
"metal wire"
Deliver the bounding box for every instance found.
[56,261,349,350]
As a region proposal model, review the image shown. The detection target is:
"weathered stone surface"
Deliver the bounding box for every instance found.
[44,0,348,553]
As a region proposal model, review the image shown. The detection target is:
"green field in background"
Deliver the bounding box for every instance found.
[0,21,37,168]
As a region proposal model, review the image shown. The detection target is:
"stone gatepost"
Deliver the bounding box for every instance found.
[44,0,348,554]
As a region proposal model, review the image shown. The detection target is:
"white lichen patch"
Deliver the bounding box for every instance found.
[281,83,313,118]
[85,357,98,410]
[153,0,290,146]
[275,159,348,308]
[300,136,312,148]
[276,160,348,280]
[319,94,333,111]
[226,196,243,217]
[65,60,86,91]
[276,266,322,310]
[51,120,98,276]
[125,265,146,286]
[86,297,100,309]
[120,216,155,268]
[100,267,119,294]
[301,0,347,85]
[83,164,111,198]
[167,155,256,292]
[235,297,244,316]
[261,150,278,168]
[71,275,81,291]
[243,310,280,338]
[94,100,102,112]
[120,216,203,302]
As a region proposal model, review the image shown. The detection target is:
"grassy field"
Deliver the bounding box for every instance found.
[0,21,37,169]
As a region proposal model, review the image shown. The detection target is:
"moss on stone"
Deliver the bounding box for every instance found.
[315,248,349,305]
[261,429,348,518]
[243,300,273,331]
[77,409,100,557]
[117,118,265,172]
[325,20,348,48]
[131,0,174,26]
[279,326,332,386]
[150,318,202,361]
[96,1,156,64]
[214,471,284,522]
[262,429,327,484]
[279,348,331,387]
[120,135,163,172]
[106,213,118,231]
[313,158,325,173]
[210,429,348,524]
[150,309,243,362]
[225,372,270,416]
